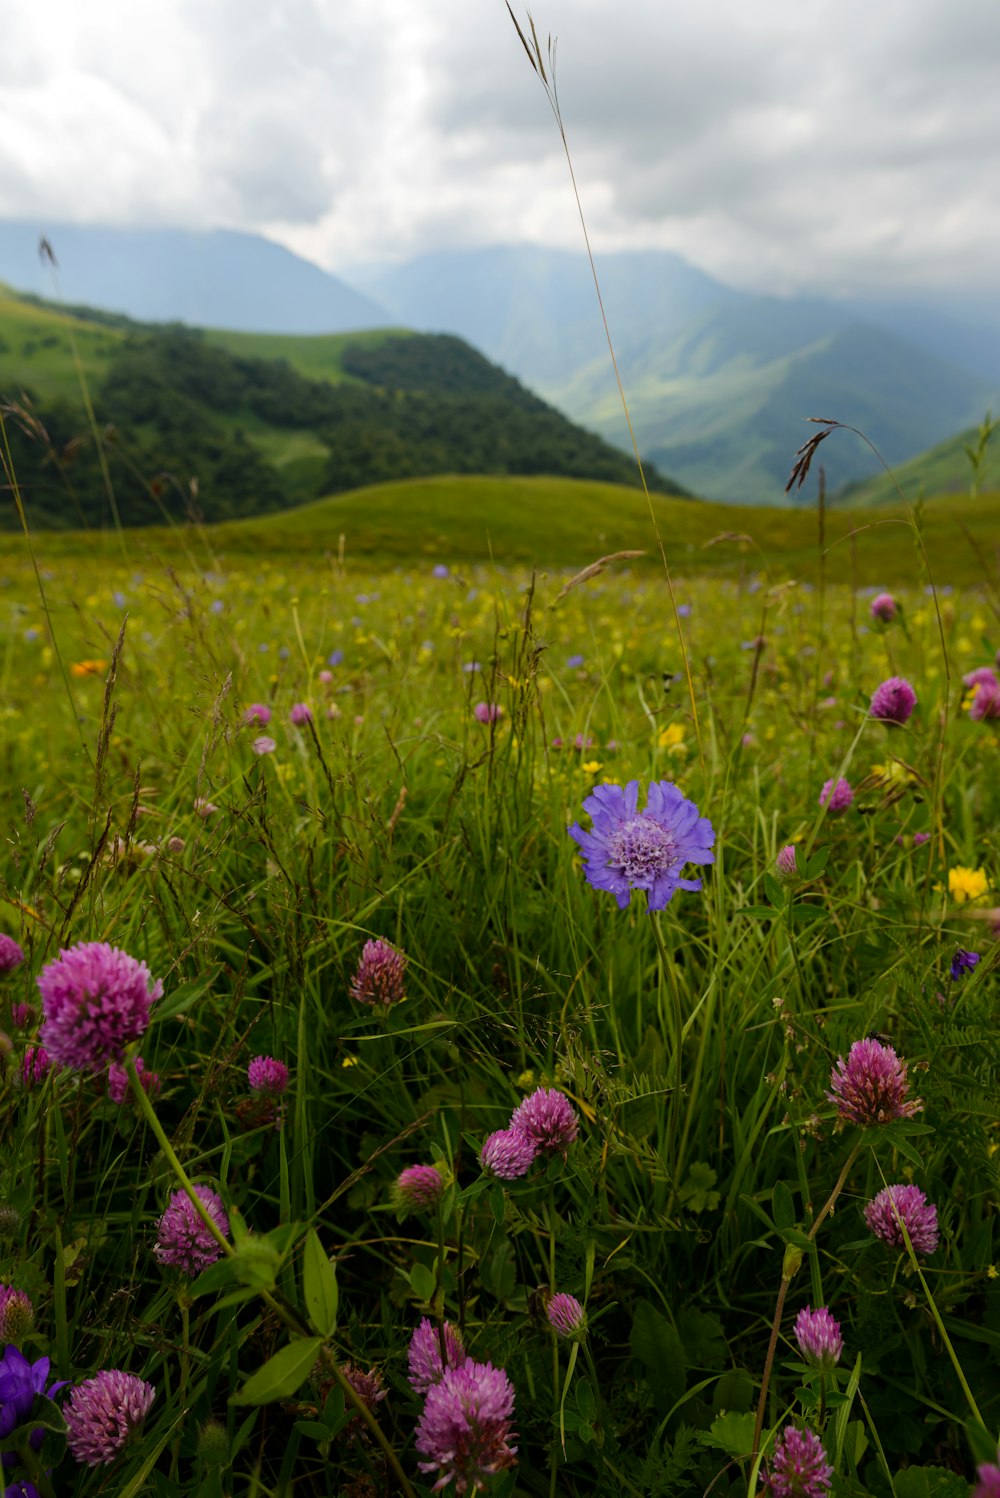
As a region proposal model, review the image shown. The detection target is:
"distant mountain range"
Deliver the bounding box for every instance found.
[0,221,997,506]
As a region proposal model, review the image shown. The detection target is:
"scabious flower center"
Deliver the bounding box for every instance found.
[608,816,676,883]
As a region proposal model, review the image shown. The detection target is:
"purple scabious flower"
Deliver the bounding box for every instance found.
[973,1456,1000,1498]
[65,1370,155,1467]
[432,563,450,579]
[568,779,715,912]
[864,1183,939,1255]
[415,1360,517,1494]
[350,938,406,1006]
[19,1046,50,1089]
[970,681,1000,722]
[870,676,917,725]
[154,1185,230,1276]
[870,593,898,624]
[393,1164,445,1212]
[0,1286,34,1344]
[827,1038,922,1127]
[289,702,313,726]
[509,1087,579,1157]
[818,777,853,813]
[480,1128,536,1181]
[0,935,25,975]
[762,1425,833,1498]
[775,845,798,881]
[247,1056,289,1095]
[547,1293,587,1339]
[950,948,981,981]
[38,942,162,1073]
[793,1306,842,1370]
[473,702,503,725]
[107,1056,160,1105]
[407,1318,468,1394]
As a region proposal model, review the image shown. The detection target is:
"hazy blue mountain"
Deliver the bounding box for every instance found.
[0,222,392,334]
[346,244,738,384]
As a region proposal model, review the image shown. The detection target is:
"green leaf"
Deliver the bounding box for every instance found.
[489,1183,506,1225]
[230,1337,324,1406]
[964,1420,1000,1467]
[772,1180,796,1231]
[895,1467,971,1498]
[698,1410,755,1458]
[736,906,777,919]
[409,1261,437,1302]
[763,873,786,908]
[629,1300,686,1416]
[806,844,831,878]
[303,1229,339,1337]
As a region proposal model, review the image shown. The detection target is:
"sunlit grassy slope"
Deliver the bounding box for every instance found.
[836,422,999,506]
[28,473,999,589]
[204,325,411,384]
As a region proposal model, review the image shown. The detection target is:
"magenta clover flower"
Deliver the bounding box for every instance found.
[827,1037,922,1127]
[964,666,998,692]
[973,1455,1000,1498]
[19,1046,50,1089]
[38,942,162,1073]
[0,934,25,975]
[154,1185,230,1276]
[473,702,503,725]
[350,938,406,1006]
[393,1164,445,1212]
[65,1370,155,1467]
[970,681,1000,721]
[289,702,313,726]
[870,592,898,624]
[793,1306,843,1370]
[818,777,853,813]
[107,1056,160,1105]
[870,676,917,725]
[865,1183,939,1255]
[546,1293,587,1339]
[414,1360,517,1494]
[243,703,272,726]
[407,1318,468,1394]
[509,1087,579,1157]
[762,1425,833,1498]
[775,845,798,881]
[480,1128,537,1180]
[568,779,715,911]
[247,1055,289,1095]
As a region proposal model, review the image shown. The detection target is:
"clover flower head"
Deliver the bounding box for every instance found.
[350,938,406,1006]
[251,735,277,756]
[407,1317,468,1394]
[393,1164,445,1212]
[107,1056,160,1105]
[289,702,313,726]
[480,1128,536,1181]
[509,1087,579,1157]
[247,1056,289,1096]
[775,845,798,881]
[972,1455,1000,1498]
[473,702,503,725]
[870,593,898,624]
[415,1360,517,1494]
[870,676,917,724]
[38,942,162,1073]
[546,1293,587,1339]
[19,1046,51,1089]
[340,1364,386,1443]
[793,1306,842,1369]
[65,1370,155,1467]
[154,1185,230,1276]
[970,681,1000,722]
[865,1183,939,1255]
[0,935,25,975]
[818,777,853,813]
[762,1425,833,1498]
[568,779,715,912]
[827,1037,922,1127]
[0,1285,34,1344]
[243,703,272,726]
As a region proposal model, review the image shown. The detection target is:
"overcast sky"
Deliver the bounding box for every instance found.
[2,0,999,299]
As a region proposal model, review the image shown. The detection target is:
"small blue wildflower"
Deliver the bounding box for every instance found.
[328,649,344,667]
[566,654,585,668]
[950,949,980,981]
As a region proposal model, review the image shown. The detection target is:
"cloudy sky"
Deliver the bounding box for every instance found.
[2,0,999,298]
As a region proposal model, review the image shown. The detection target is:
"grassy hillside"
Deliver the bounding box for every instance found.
[204,324,411,385]
[836,417,998,506]
[19,472,1000,589]
[0,283,122,401]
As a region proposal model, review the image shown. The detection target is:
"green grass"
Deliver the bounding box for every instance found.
[204,324,413,384]
[0,285,123,403]
[837,421,1000,506]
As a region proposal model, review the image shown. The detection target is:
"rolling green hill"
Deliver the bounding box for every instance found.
[18,472,1000,589]
[0,288,684,528]
[835,417,998,506]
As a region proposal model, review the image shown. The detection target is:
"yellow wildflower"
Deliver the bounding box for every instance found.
[70,659,107,678]
[582,760,603,775]
[657,723,686,751]
[948,866,990,903]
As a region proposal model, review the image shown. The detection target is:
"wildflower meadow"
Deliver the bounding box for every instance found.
[0,526,998,1496]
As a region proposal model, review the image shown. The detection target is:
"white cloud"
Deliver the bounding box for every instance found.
[1,0,999,297]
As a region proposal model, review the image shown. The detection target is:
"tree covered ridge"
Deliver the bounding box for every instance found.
[1,323,687,528]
